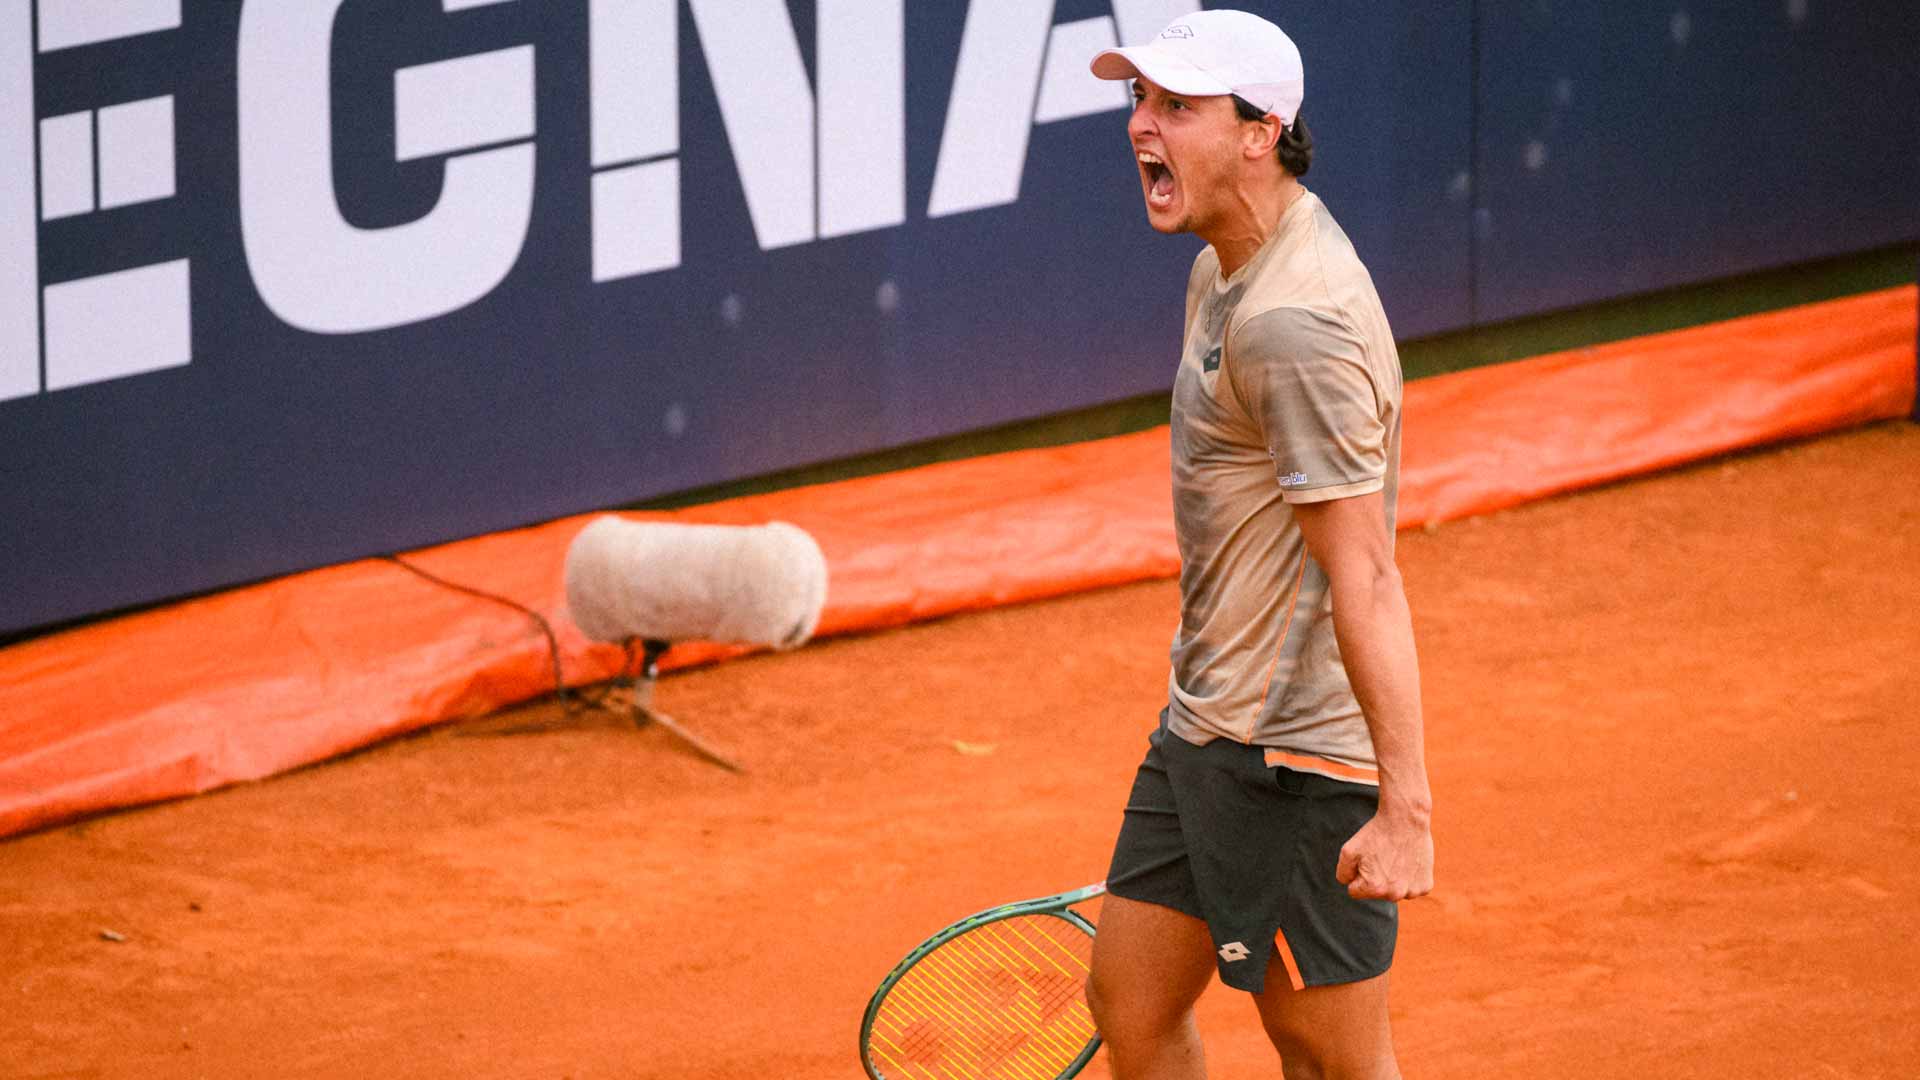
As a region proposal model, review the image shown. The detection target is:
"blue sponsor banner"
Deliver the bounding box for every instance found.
[0,0,1472,634]
[0,0,1910,635]
[1472,0,1920,322]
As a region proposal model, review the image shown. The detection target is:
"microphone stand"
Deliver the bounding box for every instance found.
[627,638,746,774]
[463,639,744,774]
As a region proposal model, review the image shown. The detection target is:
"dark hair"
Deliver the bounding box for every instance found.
[1232,96,1313,177]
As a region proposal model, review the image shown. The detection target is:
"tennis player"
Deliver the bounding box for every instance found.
[1084,12,1433,1079]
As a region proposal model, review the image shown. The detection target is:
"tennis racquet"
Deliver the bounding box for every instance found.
[859,882,1108,1080]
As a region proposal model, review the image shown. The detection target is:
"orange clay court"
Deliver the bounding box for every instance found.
[1,417,1917,1078]
[2,286,1918,1077]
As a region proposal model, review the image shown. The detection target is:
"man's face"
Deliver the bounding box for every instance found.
[1127,77,1246,235]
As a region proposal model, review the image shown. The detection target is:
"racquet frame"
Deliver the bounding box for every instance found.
[859,882,1108,1080]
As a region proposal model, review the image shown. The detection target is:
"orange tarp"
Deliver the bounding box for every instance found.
[1,285,1913,839]
[1401,286,1918,525]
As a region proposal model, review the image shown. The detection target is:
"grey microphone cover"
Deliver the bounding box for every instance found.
[563,516,829,649]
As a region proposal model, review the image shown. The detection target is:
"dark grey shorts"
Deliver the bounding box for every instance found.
[1104,714,1396,993]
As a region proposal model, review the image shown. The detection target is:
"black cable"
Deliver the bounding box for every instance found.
[378,553,576,714]
[382,553,630,717]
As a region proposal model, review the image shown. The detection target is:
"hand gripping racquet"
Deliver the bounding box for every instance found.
[859,883,1107,1080]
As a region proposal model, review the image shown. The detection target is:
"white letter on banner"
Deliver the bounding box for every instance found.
[590,0,676,168]
[930,0,1198,218]
[589,0,903,276]
[684,0,814,250]
[97,95,177,209]
[37,111,94,220]
[237,0,536,335]
[928,0,1053,219]
[0,0,37,402]
[817,0,904,239]
[1033,18,1127,124]
[588,0,680,281]
[394,48,535,162]
[44,260,191,392]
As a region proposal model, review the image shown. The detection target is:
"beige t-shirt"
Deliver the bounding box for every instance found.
[1163,189,1403,784]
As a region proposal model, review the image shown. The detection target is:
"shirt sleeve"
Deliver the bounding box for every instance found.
[1224,307,1387,504]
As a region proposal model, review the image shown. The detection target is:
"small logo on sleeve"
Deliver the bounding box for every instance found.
[1201,346,1221,372]
[1217,941,1250,962]
[1279,471,1309,487]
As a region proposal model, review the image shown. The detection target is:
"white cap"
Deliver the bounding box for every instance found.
[1089,10,1305,126]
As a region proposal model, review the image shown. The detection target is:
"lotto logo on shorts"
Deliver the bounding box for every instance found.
[1218,941,1250,962]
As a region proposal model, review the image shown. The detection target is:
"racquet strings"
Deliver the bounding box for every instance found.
[867,913,1097,1080]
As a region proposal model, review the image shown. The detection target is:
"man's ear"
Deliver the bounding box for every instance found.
[1243,112,1282,160]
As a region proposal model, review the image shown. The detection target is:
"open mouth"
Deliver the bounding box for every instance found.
[1137,150,1176,211]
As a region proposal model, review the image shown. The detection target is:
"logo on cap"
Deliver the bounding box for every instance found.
[1160,24,1194,39]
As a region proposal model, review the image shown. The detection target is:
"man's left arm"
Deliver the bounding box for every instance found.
[1293,492,1435,902]
[1225,307,1433,901]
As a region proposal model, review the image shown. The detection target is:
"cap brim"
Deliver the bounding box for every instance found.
[1089,45,1234,98]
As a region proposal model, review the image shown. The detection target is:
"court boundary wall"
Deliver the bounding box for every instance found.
[1,285,1913,839]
